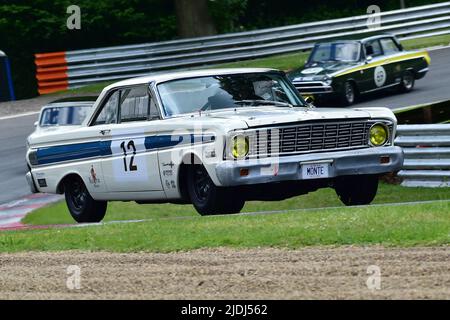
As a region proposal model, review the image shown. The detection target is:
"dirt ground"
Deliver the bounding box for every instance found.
[0,246,448,300]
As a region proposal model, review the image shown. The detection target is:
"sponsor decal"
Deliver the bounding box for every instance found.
[163,161,175,169]
[88,165,101,187]
[163,170,173,177]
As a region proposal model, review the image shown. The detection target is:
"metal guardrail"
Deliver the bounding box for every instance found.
[396,124,450,187]
[35,2,450,94]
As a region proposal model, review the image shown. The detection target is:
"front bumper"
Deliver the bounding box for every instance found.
[26,172,39,194]
[215,146,404,186]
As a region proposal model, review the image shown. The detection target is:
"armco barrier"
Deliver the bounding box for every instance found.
[35,2,450,94]
[34,52,68,94]
[395,124,450,187]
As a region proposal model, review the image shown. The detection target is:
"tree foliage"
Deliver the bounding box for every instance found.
[0,0,445,98]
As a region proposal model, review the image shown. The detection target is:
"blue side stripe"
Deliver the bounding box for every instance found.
[37,141,112,165]
[36,134,215,165]
[144,134,215,150]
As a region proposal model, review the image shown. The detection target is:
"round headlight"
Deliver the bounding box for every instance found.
[232,135,249,159]
[370,123,389,146]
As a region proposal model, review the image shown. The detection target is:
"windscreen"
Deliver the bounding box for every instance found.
[157,73,305,116]
[310,43,361,62]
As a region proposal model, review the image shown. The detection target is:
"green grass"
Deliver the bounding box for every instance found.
[2,201,449,253]
[401,33,450,50]
[214,52,310,72]
[23,183,450,226]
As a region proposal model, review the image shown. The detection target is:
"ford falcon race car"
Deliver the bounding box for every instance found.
[289,35,430,106]
[26,68,404,223]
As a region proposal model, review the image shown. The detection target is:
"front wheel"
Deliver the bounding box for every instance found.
[64,176,107,223]
[187,165,245,216]
[334,175,379,206]
[398,70,415,93]
[339,81,357,106]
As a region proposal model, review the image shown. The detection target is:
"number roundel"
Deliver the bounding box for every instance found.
[374,66,387,87]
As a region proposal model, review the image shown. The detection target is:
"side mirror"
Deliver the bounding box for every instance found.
[366,55,373,63]
[34,121,38,127]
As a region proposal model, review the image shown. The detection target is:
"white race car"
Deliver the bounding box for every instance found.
[26,68,403,223]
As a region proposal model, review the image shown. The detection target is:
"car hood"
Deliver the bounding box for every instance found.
[203,106,373,128]
[289,61,360,80]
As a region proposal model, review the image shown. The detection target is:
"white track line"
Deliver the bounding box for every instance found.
[0,111,39,121]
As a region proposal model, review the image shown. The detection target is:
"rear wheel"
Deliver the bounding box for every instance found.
[334,175,379,206]
[64,176,107,223]
[399,70,415,93]
[339,81,357,106]
[187,165,245,216]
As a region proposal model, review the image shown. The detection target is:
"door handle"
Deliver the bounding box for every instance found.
[100,129,111,135]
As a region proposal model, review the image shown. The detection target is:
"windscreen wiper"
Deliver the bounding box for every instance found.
[235,100,295,108]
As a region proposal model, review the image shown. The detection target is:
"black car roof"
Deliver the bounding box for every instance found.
[50,96,98,104]
[315,34,396,45]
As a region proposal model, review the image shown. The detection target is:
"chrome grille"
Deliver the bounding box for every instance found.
[246,120,392,158]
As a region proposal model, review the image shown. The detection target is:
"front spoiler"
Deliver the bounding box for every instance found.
[215,146,404,186]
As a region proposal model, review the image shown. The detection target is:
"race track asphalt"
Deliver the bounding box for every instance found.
[0,114,37,204]
[0,46,448,206]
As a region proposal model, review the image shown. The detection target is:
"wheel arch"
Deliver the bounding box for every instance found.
[177,153,204,203]
[56,172,84,194]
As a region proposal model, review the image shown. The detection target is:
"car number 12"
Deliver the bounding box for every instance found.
[120,140,138,172]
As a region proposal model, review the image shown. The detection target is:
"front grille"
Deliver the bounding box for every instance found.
[246,120,392,158]
[292,81,332,93]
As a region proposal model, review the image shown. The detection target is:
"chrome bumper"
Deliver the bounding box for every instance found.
[215,146,404,186]
[26,172,39,194]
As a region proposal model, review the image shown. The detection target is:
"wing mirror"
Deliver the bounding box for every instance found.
[34,121,38,127]
[366,55,373,63]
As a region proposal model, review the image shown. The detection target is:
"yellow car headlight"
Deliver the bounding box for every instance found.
[232,135,249,159]
[370,123,389,147]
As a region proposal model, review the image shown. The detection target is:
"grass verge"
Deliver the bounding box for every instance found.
[2,201,449,253]
[23,183,450,226]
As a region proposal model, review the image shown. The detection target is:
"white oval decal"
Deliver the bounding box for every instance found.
[301,67,324,75]
[374,66,387,87]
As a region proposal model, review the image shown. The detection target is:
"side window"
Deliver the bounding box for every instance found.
[380,38,400,55]
[365,40,383,57]
[149,98,160,120]
[93,91,119,125]
[119,86,149,123]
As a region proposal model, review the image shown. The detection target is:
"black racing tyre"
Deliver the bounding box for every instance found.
[187,165,245,216]
[399,70,415,93]
[64,175,107,223]
[339,81,357,106]
[334,175,379,206]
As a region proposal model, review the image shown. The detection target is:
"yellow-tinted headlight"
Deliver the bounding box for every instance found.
[370,124,388,146]
[232,135,249,159]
